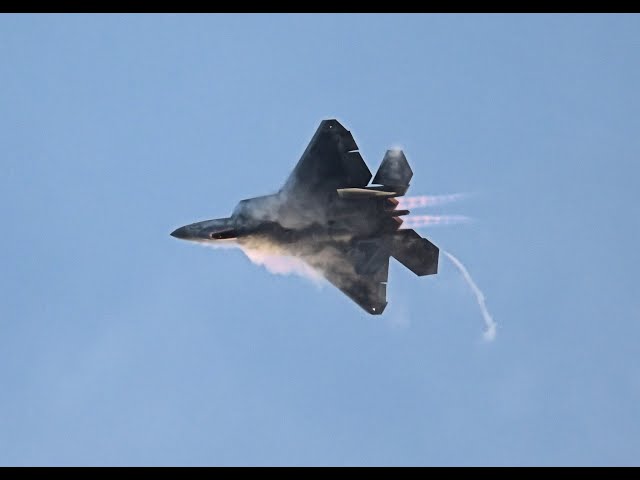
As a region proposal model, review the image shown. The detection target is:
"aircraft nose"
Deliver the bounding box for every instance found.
[170,226,190,239]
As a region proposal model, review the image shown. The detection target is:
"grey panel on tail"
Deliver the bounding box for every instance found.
[391,229,439,276]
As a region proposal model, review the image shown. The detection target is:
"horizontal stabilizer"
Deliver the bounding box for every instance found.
[390,229,439,276]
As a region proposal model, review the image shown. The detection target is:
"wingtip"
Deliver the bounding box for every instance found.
[369,303,387,315]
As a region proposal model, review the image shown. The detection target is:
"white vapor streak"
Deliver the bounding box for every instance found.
[198,241,324,284]
[241,248,323,283]
[402,215,472,227]
[397,193,469,210]
[443,251,496,341]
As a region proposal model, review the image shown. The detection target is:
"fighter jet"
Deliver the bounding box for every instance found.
[171,119,439,314]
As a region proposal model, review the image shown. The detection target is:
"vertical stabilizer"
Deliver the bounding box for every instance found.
[372,150,413,195]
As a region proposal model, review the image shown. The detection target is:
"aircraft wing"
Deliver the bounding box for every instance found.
[282,119,373,197]
[301,239,390,315]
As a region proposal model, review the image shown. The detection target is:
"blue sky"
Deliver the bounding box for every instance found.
[1,14,639,466]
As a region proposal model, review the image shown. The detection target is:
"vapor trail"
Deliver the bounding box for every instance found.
[397,193,469,210]
[402,215,472,228]
[443,251,496,341]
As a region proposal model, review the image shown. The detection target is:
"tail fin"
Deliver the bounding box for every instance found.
[390,229,439,276]
[372,150,413,195]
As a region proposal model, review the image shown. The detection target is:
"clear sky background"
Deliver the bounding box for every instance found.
[1,14,639,466]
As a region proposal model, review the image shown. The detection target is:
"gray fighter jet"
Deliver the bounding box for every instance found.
[171,119,439,314]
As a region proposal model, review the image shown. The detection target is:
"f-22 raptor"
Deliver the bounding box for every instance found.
[171,119,439,314]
